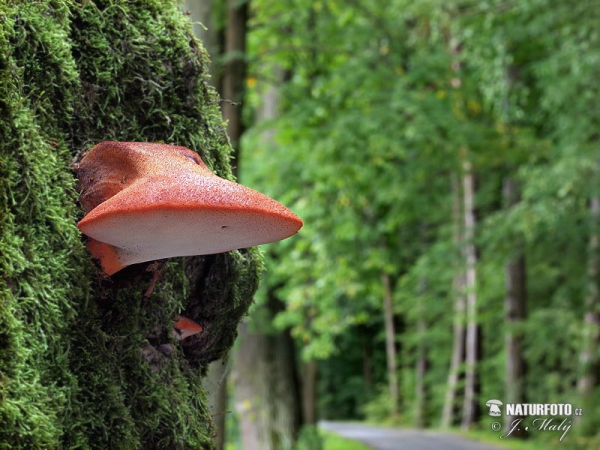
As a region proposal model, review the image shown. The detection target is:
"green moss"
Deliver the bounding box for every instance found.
[0,1,260,448]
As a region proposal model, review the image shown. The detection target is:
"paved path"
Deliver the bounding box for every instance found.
[320,421,506,450]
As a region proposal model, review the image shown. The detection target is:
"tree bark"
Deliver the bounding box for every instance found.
[205,359,230,450]
[461,158,480,430]
[362,326,374,395]
[503,177,527,435]
[233,296,303,450]
[184,0,225,90]
[0,2,259,448]
[442,176,466,428]
[577,195,600,433]
[415,315,428,428]
[222,0,249,176]
[234,321,268,450]
[302,360,319,426]
[382,272,399,419]
[232,67,303,448]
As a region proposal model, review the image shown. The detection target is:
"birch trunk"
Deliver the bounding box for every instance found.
[461,158,480,430]
[441,176,466,428]
[382,272,399,419]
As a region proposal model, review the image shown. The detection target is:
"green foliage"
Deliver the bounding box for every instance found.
[241,0,600,443]
[0,1,260,448]
[362,385,403,426]
[294,425,323,450]
[316,325,387,421]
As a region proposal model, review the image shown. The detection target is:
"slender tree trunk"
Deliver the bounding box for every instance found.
[270,312,303,445]
[382,272,399,419]
[300,289,318,427]
[362,327,374,394]
[577,195,600,433]
[222,0,248,175]
[442,176,466,428]
[461,158,480,430]
[206,364,229,450]
[414,312,428,428]
[499,61,527,434]
[184,0,224,88]
[204,358,230,450]
[302,360,319,426]
[503,177,527,435]
[443,31,471,428]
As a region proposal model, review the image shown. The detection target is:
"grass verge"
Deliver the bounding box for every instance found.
[322,430,373,450]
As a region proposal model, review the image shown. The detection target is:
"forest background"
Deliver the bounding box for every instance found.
[0,0,597,449]
[186,0,600,449]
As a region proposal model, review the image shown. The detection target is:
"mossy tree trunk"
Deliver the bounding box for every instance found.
[0,1,260,448]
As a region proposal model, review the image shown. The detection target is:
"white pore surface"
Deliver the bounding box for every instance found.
[84,208,298,266]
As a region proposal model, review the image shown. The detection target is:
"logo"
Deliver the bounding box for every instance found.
[485,399,584,442]
[485,399,503,417]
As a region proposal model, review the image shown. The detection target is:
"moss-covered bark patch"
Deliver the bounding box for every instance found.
[0,1,260,448]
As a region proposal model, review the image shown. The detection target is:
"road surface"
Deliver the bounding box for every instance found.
[320,422,506,450]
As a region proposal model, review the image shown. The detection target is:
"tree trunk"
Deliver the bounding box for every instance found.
[503,177,527,435]
[382,272,400,419]
[205,359,230,450]
[233,321,265,450]
[184,0,223,87]
[578,195,600,433]
[302,360,319,426]
[0,2,260,448]
[232,67,303,448]
[222,0,249,175]
[442,176,466,428]
[233,296,303,450]
[415,316,428,428]
[461,158,480,430]
[362,327,374,394]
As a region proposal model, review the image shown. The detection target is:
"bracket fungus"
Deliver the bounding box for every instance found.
[76,141,303,275]
[173,315,204,341]
[76,142,303,340]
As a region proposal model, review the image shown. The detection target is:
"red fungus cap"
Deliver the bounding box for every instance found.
[173,315,203,340]
[77,142,303,275]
